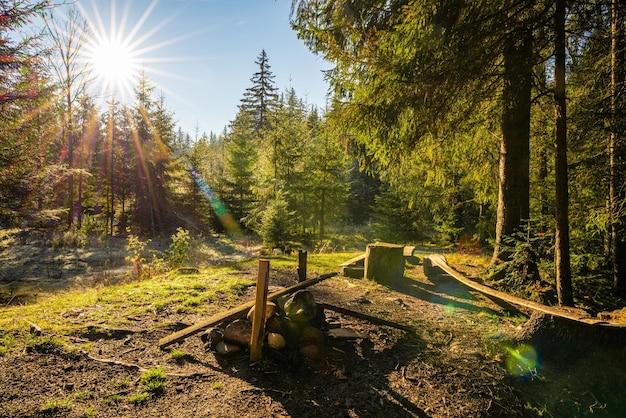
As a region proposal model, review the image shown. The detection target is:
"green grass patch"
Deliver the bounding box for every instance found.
[40,398,73,413]
[127,392,151,404]
[0,333,16,356]
[169,349,191,361]
[81,407,97,417]
[139,367,167,395]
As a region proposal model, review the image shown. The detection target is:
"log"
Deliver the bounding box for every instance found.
[158,272,338,348]
[321,303,414,332]
[423,254,626,328]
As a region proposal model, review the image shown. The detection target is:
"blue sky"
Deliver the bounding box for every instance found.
[69,0,330,137]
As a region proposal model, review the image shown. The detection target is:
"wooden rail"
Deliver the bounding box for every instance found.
[424,254,626,328]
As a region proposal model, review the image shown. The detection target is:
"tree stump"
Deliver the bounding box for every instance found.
[364,243,404,286]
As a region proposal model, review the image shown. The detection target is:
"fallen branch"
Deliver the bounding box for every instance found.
[83,352,214,378]
[320,302,414,332]
[158,272,338,349]
[83,352,147,372]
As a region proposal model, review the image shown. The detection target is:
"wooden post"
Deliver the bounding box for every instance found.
[297,250,307,282]
[250,259,270,362]
[364,243,404,286]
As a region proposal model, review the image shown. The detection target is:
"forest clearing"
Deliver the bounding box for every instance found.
[3,1,626,417]
[1,230,625,418]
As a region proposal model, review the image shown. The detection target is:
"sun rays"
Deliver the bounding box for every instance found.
[77,0,171,102]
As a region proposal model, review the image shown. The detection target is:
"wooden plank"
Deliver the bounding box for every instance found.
[339,253,366,268]
[250,260,270,362]
[158,272,338,348]
[320,303,413,332]
[424,254,626,328]
[341,266,364,279]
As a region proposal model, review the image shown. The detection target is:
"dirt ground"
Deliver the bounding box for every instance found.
[1,239,625,417]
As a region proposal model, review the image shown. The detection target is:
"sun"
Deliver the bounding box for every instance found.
[78,0,161,102]
[85,35,140,97]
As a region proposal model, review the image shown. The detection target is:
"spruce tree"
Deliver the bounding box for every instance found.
[224,111,257,222]
[0,0,55,226]
[239,50,279,135]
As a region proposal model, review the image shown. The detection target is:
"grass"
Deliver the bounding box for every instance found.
[127,392,151,404]
[169,349,191,361]
[0,230,363,359]
[0,262,258,355]
[81,407,97,417]
[40,398,73,413]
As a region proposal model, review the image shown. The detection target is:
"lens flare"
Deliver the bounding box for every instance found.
[443,304,456,315]
[505,344,539,377]
[188,167,240,235]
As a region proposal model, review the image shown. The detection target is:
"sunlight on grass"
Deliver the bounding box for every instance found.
[0,247,353,356]
[0,264,256,353]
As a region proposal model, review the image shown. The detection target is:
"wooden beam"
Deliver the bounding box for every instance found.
[158,272,338,348]
[424,255,626,328]
[249,260,270,362]
[321,303,414,332]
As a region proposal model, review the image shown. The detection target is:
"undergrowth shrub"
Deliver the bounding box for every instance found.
[166,227,190,268]
[125,228,192,279]
[489,220,555,303]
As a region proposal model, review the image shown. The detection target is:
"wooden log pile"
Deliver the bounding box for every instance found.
[201,289,346,361]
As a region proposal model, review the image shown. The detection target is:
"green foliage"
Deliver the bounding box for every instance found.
[125,228,191,278]
[125,232,151,280]
[166,227,190,268]
[258,191,296,247]
[489,220,555,303]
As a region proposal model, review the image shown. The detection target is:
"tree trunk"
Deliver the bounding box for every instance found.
[611,0,626,290]
[492,31,533,263]
[554,0,574,306]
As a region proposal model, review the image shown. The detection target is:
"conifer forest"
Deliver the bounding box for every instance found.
[2,1,626,417]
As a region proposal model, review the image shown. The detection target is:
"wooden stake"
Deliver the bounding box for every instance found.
[249,259,270,362]
[297,250,307,282]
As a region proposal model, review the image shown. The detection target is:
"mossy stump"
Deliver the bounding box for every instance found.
[364,243,404,286]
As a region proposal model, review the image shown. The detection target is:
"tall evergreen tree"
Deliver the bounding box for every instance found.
[130,75,174,234]
[554,0,574,305]
[609,0,626,290]
[224,111,257,222]
[0,0,56,226]
[239,49,279,134]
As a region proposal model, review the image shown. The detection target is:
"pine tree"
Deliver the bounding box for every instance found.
[224,111,257,222]
[239,50,279,135]
[292,1,547,262]
[0,0,56,226]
